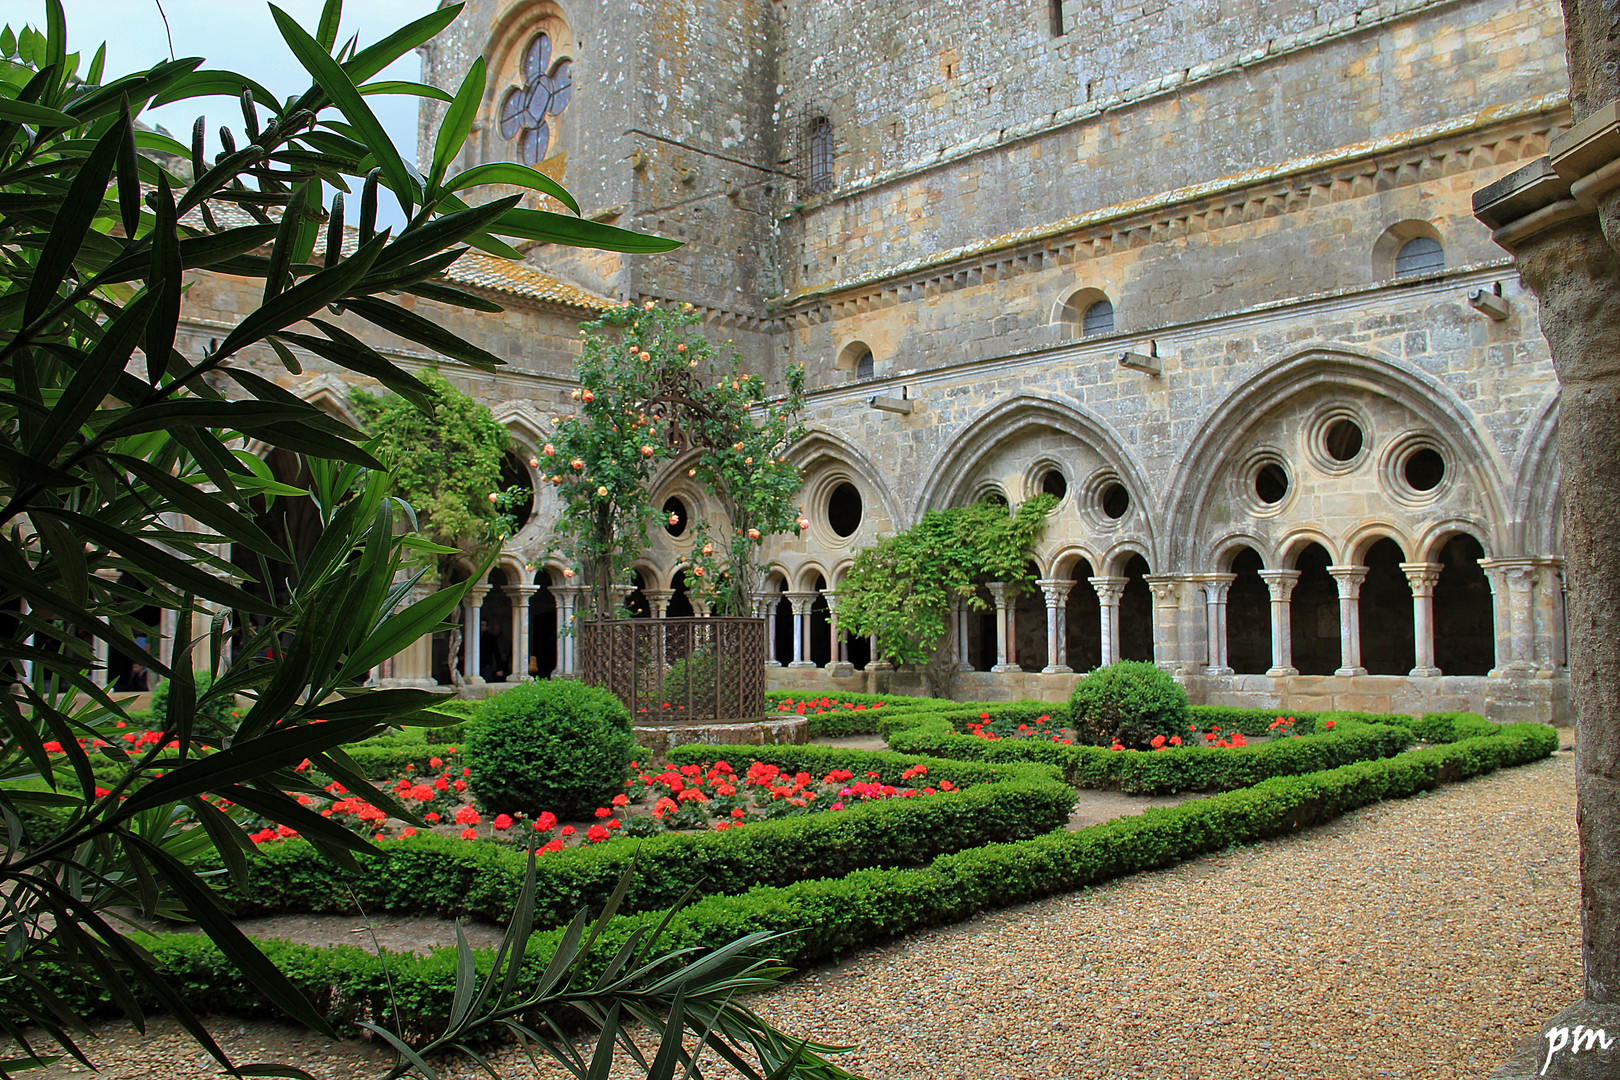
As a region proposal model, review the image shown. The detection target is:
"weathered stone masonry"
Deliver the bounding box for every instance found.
[150,0,1578,722]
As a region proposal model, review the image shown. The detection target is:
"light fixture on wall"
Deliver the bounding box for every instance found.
[869,384,914,414]
[1468,282,1511,321]
[1118,339,1164,375]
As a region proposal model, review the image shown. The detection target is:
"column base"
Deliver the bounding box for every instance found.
[787,661,817,669]
[954,662,974,672]
[827,662,855,677]
[764,660,782,668]
[864,661,893,672]
[1040,664,1074,674]
[378,677,440,689]
[1334,666,1368,677]
[1204,666,1234,676]
[1408,666,1442,678]
[990,663,1022,674]
[503,674,530,683]
[1265,666,1298,678]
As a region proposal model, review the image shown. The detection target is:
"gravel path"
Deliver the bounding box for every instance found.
[38,752,1581,1080]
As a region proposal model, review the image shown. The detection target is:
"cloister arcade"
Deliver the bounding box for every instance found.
[94,349,1564,723]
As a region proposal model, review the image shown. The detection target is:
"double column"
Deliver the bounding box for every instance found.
[1257,570,1300,676]
[461,583,490,683]
[1326,565,1368,676]
[985,582,1020,673]
[505,582,540,682]
[785,591,818,668]
[1195,574,1236,675]
[1036,578,1073,674]
[1399,562,1443,677]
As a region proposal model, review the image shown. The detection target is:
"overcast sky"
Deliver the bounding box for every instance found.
[52,0,444,228]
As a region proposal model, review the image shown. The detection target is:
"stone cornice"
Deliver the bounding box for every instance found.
[797,259,1519,409]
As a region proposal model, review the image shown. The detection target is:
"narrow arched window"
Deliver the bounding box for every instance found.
[1395,236,1444,278]
[1082,298,1114,336]
[807,118,833,195]
[855,350,874,379]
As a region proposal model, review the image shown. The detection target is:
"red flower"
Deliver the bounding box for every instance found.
[586,824,609,843]
[1151,735,1166,749]
[426,812,440,824]
[611,793,629,807]
[402,827,417,838]
[1324,719,1336,729]
[454,806,481,826]
[594,806,613,818]
[559,825,576,837]
[493,814,514,831]
[429,756,443,768]
[536,811,558,831]
[731,808,746,819]
[460,827,478,840]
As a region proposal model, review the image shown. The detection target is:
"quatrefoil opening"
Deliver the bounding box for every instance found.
[498,33,573,165]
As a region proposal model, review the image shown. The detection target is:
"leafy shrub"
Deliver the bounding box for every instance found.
[1068,661,1192,747]
[148,671,234,738]
[464,680,636,819]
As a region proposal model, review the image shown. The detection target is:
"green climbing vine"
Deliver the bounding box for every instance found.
[350,369,526,577]
[837,494,1059,672]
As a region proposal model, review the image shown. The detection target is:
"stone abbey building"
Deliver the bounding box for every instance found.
[172,0,1575,722]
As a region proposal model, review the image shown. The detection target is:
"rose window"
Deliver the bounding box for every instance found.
[498,33,573,165]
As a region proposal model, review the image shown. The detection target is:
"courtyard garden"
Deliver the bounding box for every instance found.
[0,3,1597,1078]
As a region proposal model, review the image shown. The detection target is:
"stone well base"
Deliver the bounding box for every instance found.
[632,716,809,757]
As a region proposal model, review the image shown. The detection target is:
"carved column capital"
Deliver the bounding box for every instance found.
[1193,573,1236,604]
[1090,575,1129,605]
[1398,562,1443,596]
[1326,565,1368,598]
[1036,577,1073,607]
[1257,569,1301,602]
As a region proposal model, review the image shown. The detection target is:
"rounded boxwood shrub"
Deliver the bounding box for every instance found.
[464,680,636,819]
[148,670,234,737]
[1068,660,1193,748]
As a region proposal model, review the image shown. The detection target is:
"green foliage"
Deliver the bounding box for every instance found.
[1068,661,1194,747]
[878,702,1438,793]
[75,721,1555,1038]
[220,751,1066,929]
[837,494,1057,671]
[0,0,699,1072]
[547,302,808,618]
[464,680,637,819]
[350,368,521,575]
[148,671,234,738]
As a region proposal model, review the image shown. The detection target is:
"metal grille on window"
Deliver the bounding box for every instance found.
[1394,236,1444,278]
[1082,298,1114,337]
[855,350,874,379]
[807,118,833,195]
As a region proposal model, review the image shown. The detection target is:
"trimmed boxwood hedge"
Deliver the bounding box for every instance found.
[60,720,1557,1040]
[879,705,1419,793]
[217,754,1072,929]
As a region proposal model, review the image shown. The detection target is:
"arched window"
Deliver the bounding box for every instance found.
[1395,236,1445,278]
[855,350,874,379]
[807,118,834,195]
[1082,298,1115,336]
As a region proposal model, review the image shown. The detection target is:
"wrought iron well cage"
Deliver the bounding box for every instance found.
[578,617,766,724]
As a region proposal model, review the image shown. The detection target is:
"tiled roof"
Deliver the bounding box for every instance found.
[175,198,611,312]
